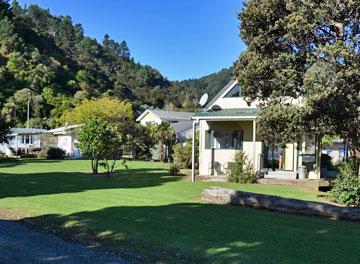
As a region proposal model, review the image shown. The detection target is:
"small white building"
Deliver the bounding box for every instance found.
[0,128,47,156]
[192,80,323,181]
[136,109,195,142]
[47,125,81,158]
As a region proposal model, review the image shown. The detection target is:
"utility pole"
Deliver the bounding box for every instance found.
[27,91,31,128]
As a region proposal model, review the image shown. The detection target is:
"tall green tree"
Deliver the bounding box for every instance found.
[235,0,360,173]
[78,117,117,174]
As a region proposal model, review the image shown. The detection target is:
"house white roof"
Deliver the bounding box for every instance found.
[10,128,47,135]
[47,124,82,135]
[136,109,194,122]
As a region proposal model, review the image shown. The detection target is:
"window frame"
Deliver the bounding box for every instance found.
[205,129,243,150]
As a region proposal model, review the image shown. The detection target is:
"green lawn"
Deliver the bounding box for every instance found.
[0,159,359,263]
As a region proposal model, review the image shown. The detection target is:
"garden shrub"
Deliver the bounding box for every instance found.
[173,138,199,169]
[228,150,257,184]
[37,147,66,159]
[0,153,13,162]
[173,142,192,168]
[329,161,360,207]
[47,147,66,159]
[169,163,180,176]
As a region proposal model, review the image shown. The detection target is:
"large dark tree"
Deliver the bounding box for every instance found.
[235,0,360,173]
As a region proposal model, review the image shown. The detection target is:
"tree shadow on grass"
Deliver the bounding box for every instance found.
[21,203,360,264]
[0,159,62,168]
[0,167,180,199]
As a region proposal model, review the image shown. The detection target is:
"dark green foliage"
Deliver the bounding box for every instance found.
[0,2,175,127]
[235,1,360,171]
[0,153,13,161]
[78,117,117,174]
[228,150,257,184]
[46,147,65,159]
[321,154,334,170]
[330,161,360,207]
[257,103,302,147]
[37,146,65,159]
[0,113,11,143]
[0,2,234,126]
[171,67,233,108]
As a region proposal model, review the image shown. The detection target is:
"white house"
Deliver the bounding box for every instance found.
[191,80,322,181]
[136,109,195,142]
[0,128,47,156]
[47,125,81,158]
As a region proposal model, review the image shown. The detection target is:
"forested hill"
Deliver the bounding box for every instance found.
[0,1,233,127]
[172,67,233,101]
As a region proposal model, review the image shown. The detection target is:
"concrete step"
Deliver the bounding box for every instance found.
[196,175,227,182]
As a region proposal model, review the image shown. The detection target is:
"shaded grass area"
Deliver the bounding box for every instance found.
[0,159,359,263]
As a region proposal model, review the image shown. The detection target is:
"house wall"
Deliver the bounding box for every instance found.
[10,134,42,149]
[198,120,262,176]
[210,96,258,110]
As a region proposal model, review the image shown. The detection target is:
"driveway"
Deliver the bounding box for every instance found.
[0,220,127,264]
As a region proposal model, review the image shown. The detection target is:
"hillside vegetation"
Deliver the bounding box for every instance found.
[0,1,232,127]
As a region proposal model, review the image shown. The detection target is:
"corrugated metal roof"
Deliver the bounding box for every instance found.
[193,108,259,118]
[147,109,193,121]
[171,121,193,134]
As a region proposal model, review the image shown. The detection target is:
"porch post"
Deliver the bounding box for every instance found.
[252,119,256,170]
[191,120,197,182]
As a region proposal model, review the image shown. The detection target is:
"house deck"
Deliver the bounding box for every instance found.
[258,178,331,191]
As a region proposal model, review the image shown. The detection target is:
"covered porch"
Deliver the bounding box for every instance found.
[191,109,322,182]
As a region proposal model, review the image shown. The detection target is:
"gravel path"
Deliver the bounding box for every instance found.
[0,220,128,264]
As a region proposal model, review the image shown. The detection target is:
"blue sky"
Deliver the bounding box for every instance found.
[18,0,246,81]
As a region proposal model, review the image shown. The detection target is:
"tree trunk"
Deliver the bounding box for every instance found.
[91,158,98,174]
[159,140,164,161]
[347,138,360,176]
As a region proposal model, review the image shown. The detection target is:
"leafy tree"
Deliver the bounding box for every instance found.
[61,97,133,125]
[78,117,117,174]
[0,17,18,55]
[149,122,177,162]
[0,114,11,143]
[0,1,231,127]
[0,0,12,20]
[235,0,360,173]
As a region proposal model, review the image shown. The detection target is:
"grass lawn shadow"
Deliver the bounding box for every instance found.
[22,202,360,264]
[0,167,179,199]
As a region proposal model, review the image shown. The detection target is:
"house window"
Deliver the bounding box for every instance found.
[224,85,241,98]
[205,130,243,149]
[21,135,32,145]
